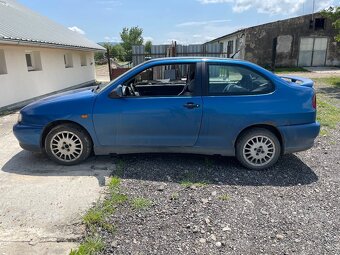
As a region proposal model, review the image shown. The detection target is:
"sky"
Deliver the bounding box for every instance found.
[18,0,339,45]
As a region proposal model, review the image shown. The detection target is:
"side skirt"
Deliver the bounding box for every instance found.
[94,146,235,157]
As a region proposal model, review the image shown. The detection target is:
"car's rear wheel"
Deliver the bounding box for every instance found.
[236,128,281,170]
[44,124,92,165]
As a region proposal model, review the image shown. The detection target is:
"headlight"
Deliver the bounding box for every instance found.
[18,113,22,123]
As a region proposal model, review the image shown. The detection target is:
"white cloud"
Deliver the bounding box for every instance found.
[68,26,85,35]
[164,21,240,45]
[144,36,154,42]
[176,19,230,27]
[104,36,121,42]
[197,0,337,14]
[315,0,336,11]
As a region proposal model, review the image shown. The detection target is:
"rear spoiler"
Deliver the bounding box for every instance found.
[279,75,314,88]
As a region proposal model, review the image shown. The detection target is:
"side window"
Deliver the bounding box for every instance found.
[122,63,196,97]
[208,64,274,95]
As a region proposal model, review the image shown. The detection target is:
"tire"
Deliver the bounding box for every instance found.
[44,124,92,165]
[236,128,281,170]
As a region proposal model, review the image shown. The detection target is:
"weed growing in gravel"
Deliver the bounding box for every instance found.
[170,192,179,200]
[180,180,208,188]
[108,176,121,191]
[69,236,105,255]
[103,192,128,214]
[82,206,105,228]
[72,176,127,254]
[131,197,152,210]
[218,194,230,201]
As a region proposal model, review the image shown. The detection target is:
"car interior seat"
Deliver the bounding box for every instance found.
[178,65,195,96]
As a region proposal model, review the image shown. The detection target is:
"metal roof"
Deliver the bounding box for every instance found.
[0,0,105,51]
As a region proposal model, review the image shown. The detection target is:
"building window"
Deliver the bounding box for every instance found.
[315,18,325,30]
[25,51,42,71]
[80,53,87,66]
[64,53,73,68]
[227,40,234,57]
[0,49,7,75]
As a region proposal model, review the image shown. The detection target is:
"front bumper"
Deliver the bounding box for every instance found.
[13,123,43,152]
[278,122,320,154]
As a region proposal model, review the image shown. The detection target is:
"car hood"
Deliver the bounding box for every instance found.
[34,86,96,103]
[21,86,98,119]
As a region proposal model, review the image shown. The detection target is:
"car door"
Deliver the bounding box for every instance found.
[197,62,276,153]
[93,62,203,148]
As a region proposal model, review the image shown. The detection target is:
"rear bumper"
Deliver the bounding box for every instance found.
[13,123,43,152]
[278,122,320,154]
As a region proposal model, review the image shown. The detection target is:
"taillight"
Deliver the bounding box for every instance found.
[312,94,316,109]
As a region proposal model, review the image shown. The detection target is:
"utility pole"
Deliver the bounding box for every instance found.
[107,47,113,81]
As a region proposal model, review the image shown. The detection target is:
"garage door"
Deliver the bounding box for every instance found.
[298,37,328,67]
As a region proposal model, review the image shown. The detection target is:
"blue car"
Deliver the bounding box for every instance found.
[13,57,320,170]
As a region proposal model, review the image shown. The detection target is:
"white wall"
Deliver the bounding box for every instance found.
[0,44,96,108]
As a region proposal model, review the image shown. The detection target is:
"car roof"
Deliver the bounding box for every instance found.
[143,57,255,66]
[146,56,241,62]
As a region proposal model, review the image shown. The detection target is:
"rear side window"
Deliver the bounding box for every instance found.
[208,64,274,95]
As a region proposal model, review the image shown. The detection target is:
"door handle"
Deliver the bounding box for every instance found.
[183,102,200,109]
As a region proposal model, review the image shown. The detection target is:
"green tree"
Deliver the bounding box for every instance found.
[94,51,105,62]
[101,43,126,62]
[321,6,340,42]
[120,26,144,61]
[113,44,126,62]
[145,40,152,55]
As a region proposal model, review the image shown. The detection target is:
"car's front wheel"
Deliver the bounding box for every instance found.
[44,124,92,165]
[236,128,281,170]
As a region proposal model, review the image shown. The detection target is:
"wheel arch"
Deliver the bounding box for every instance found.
[234,124,284,154]
[40,120,94,149]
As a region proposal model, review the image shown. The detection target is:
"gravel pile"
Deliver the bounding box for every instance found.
[96,127,339,255]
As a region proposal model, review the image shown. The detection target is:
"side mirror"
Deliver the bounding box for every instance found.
[109,85,123,99]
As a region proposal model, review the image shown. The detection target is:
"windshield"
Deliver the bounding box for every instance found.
[96,62,147,93]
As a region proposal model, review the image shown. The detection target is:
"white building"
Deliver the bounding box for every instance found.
[0,0,105,109]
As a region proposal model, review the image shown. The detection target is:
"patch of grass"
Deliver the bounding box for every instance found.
[108,176,121,190]
[319,129,328,136]
[73,176,126,253]
[314,77,340,88]
[273,67,309,73]
[103,192,128,214]
[70,236,105,255]
[317,96,340,129]
[218,194,230,201]
[82,207,105,228]
[131,197,152,210]
[180,180,209,188]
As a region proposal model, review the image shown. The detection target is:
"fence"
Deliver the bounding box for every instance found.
[111,67,131,80]
[132,43,223,66]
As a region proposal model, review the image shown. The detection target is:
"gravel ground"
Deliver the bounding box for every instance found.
[97,132,339,255]
[86,77,340,255]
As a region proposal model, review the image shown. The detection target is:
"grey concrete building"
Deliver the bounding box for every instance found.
[205,13,339,68]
